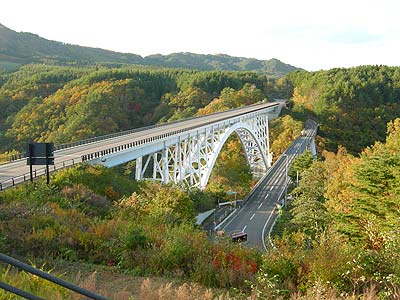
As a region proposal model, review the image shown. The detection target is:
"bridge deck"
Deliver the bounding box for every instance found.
[0,102,280,188]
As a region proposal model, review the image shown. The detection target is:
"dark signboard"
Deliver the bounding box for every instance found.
[26,142,55,184]
[26,143,54,166]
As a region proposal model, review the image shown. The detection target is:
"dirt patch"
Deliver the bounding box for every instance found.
[47,260,174,300]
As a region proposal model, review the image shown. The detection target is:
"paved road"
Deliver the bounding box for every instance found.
[222,121,318,250]
[0,102,280,189]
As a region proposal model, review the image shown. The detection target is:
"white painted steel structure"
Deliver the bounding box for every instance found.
[89,104,281,189]
[0,102,282,191]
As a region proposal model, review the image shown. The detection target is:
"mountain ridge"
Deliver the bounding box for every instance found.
[0,23,300,76]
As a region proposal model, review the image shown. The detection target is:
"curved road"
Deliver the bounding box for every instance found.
[222,121,318,250]
[0,102,280,189]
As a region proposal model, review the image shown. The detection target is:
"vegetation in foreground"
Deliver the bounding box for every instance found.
[267,119,400,300]
[0,164,262,299]
[1,119,399,299]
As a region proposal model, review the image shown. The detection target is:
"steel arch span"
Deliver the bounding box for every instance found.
[132,111,275,189]
[200,122,270,189]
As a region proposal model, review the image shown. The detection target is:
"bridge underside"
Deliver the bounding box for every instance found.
[90,105,281,189]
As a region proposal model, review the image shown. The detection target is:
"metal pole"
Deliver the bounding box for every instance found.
[0,281,44,300]
[46,163,50,185]
[284,154,288,206]
[28,144,33,182]
[0,253,109,300]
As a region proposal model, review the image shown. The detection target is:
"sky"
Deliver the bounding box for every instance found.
[1,0,399,71]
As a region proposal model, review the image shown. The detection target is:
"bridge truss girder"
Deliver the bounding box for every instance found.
[135,115,271,189]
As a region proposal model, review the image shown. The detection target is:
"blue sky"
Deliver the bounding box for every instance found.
[1,0,399,70]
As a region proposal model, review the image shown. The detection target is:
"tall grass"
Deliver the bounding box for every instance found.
[0,265,72,299]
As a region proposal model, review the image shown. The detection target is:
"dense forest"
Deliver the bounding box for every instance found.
[0,23,299,76]
[0,65,273,151]
[285,66,400,154]
[266,118,400,300]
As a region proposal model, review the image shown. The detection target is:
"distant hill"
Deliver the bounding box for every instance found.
[0,23,300,76]
[145,53,299,76]
[0,23,143,67]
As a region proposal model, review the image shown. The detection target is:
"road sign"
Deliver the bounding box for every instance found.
[26,142,54,184]
[26,143,54,165]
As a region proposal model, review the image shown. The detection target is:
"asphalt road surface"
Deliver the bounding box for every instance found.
[222,121,318,250]
[0,102,279,189]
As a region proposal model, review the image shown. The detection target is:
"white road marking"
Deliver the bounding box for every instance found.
[242,225,247,232]
[279,173,282,178]
[250,213,256,220]
[264,194,269,199]
[270,186,274,191]
[258,202,263,209]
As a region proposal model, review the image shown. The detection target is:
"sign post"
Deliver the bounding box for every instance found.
[26,143,54,184]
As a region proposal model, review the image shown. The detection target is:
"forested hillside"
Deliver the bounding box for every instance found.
[266,118,400,299]
[285,66,400,154]
[0,23,299,75]
[0,65,274,152]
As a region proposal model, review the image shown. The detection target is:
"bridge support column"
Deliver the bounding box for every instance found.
[310,138,317,157]
[162,146,169,184]
[135,157,142,181]
[265,115,272,167]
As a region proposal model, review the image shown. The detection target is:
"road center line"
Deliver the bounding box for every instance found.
[242,225,247,232]
[250,213,255,220]
[258,202,263,209]
[264,194,269,199]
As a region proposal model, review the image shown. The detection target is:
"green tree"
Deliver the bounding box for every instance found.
[288,150,314,182]
[290,162,329,237]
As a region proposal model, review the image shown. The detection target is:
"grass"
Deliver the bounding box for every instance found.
[28,259,233,300]
[0,265,72,300]
[1,258,389,300]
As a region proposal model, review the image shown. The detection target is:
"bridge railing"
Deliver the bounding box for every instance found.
[0,157,81,191]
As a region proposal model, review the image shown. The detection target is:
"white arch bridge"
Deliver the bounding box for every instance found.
[0,102,282,191]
